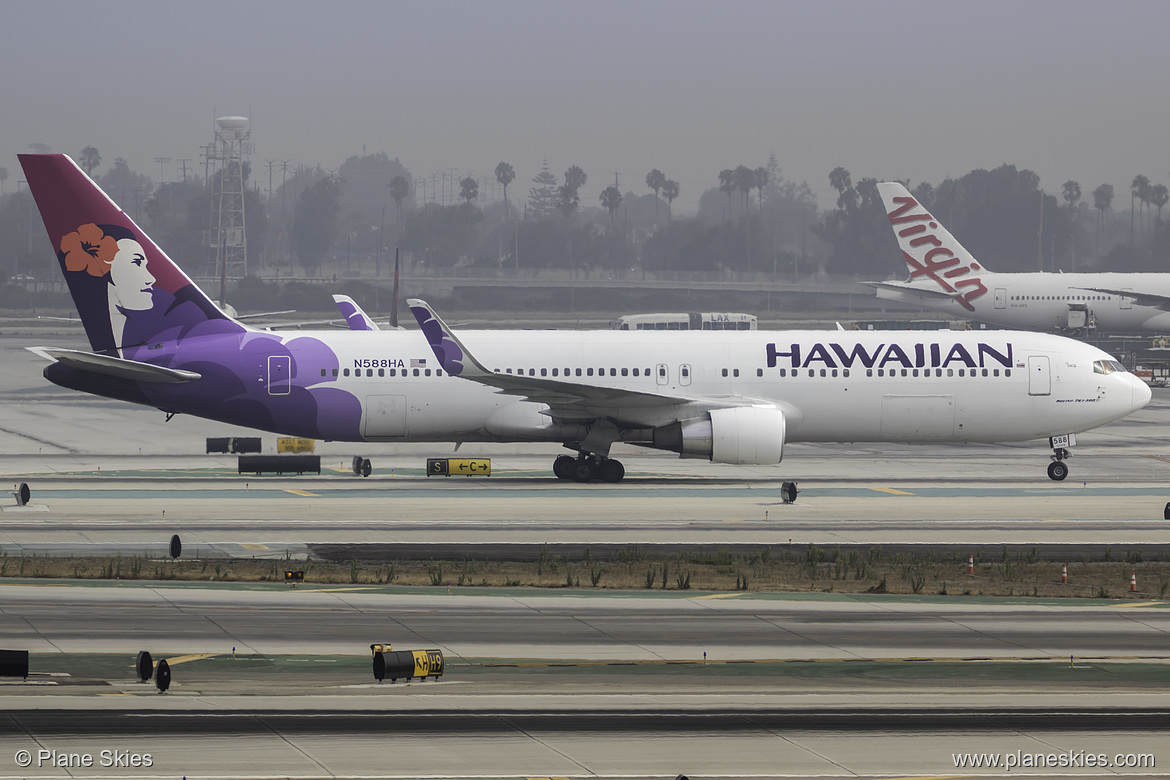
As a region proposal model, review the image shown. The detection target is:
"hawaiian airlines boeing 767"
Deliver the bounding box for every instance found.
[18,154,1150,482]
[869,181,1170,335]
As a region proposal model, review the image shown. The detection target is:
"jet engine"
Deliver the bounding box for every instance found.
[653,407,784,465]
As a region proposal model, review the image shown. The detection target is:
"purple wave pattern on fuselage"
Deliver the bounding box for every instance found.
[410,303,465,376]
[120,307,362,440]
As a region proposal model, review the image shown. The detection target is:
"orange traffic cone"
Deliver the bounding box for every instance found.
[1061,564,1067,584]
[1130,570,1137,593]
[968,555,973,575]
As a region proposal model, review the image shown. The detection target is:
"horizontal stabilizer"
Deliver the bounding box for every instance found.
[28,347,201,384]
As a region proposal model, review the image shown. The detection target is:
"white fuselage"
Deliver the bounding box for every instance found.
[876,272,1170,334]
[294,328,1148,446]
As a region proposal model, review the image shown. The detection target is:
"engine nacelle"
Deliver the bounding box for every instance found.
[653,407,785,465]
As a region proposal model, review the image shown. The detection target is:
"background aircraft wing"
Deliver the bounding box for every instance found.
[407,298,779,427]
[861,281,962,300]
[1073,287,1170,311]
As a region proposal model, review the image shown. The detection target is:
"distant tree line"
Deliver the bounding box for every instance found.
[2,144,1168,306]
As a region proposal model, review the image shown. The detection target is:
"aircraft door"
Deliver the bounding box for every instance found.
[679,363,692,386]
[1120,288,1133,309]
[267,355,291,395]
[364,395,407,438]
[1028,355,1051,396]
[994,288,1007,309]
[656,363,669,386]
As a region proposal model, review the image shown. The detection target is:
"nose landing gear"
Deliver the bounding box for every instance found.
[1046,433,1075,481]
[552,453,625,483]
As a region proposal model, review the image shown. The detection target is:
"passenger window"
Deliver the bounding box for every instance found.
[843,369,850,378]
[576,369,582,376]
[780,369,787,377]
[367,369,374,377]
[332,368,338,377]
[343,369,350,377]
[378,369,384,377]
[757,368,763,377]
[820,369,826,377]
[425,369,432,376]
[320,369,326,377]
[609,368,616,376]
[552,368,558,377]
[389,369,396,377]
[733,369,740,377]
[831,369,838,377]
[413,369,420,377]
[621,368,628,376]
[541,368,547,377]
[633,368,640,377]
[529,369,535,376]
[722,368,728,377]
[587,368,594,376]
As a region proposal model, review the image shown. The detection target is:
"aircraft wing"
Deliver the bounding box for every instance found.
[862,281,962,301]
[1072,287,1170,311]
[407,299,776,427]
[28,347,202,384]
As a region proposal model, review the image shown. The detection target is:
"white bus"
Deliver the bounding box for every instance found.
[611,312,758,331]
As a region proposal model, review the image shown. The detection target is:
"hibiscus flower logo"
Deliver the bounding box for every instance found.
[60,223,117,277]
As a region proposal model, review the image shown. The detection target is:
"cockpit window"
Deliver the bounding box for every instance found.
[1093,360,1128,375]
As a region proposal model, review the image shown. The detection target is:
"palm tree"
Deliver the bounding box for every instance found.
[1152,184,1169,225]
[1092,183,1113,251]
[828,166,851,198]
[733,165,754,213]
[494,162,515,220]
[754,167,769,212]
[459,176,478,203]
[564,165,587,193]
[1132,174,1150,244]
[599,185,622,229]
[389,175,410,224]
[718,169,735,219]
[661,180,679,223]
[79,146,101,176]
[1062,180,1081,211]
[646,168,666,227]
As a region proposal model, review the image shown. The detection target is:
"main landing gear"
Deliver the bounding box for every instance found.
[553,453,625,483]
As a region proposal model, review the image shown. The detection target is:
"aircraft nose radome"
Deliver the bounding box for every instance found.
[1133,374,1153,410]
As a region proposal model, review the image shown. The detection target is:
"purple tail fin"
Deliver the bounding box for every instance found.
[18,154,244,356]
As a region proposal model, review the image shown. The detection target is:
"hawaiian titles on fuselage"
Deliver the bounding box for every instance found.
[765,342,1014,370]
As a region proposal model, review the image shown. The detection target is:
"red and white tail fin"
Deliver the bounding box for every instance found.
[18,154,242,356]
[876,182,990,312]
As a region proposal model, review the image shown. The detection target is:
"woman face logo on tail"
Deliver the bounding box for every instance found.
[109,238,155,311]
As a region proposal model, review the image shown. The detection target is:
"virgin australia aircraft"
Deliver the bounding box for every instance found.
[19,154,1150,482]
[868,181,1170,335]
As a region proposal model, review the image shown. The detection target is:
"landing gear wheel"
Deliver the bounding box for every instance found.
[571,459,597,483]
[553,455,575,480]
[1047,461,1069,481]
[598,459,625,483]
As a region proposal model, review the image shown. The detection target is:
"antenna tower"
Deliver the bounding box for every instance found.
[205,116,252,276]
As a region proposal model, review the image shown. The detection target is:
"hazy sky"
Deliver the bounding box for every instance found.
[3,0,1167,213]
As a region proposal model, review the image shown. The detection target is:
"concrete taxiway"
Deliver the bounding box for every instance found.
[3,332,1170,778]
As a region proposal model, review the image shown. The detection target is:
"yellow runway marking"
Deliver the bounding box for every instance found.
[240,543,269,551]
[163,653,220,666]
[98,693,139,697]
[292,586,381,593]
[691,593,744,600]
[1142,455,1170,464]
[1112,601,1167,608]
[284,489,320,497]
[870,487,915,495]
